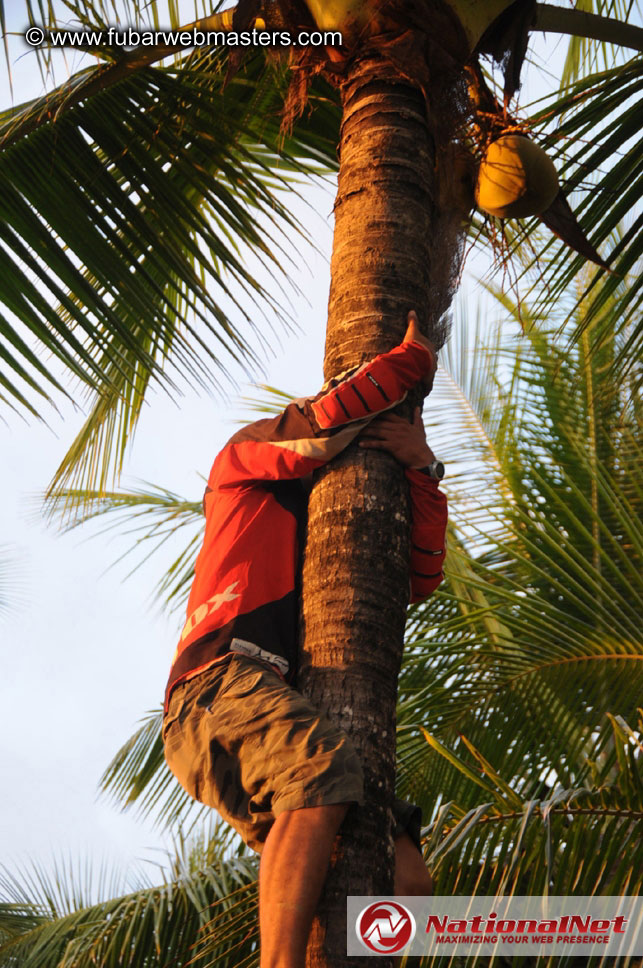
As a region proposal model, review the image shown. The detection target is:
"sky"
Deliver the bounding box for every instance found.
[0,0,592,898]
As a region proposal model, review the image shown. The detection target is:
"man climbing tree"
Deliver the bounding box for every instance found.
[162,311,447,968]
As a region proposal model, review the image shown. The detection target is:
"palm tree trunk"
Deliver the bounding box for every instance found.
[298,51,462,968]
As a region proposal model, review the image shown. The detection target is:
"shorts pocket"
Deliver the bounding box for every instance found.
[215,656,265,702]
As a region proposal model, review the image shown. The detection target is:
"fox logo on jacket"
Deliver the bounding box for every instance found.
[180,582,241,642]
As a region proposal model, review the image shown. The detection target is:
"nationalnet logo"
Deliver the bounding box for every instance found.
[347,896,643,957]
[355,901,416,954]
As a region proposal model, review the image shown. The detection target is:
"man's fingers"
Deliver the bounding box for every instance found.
[360,430,395,443]
[360,425,398,442]
[359,439,389,450]
[366,414,406,429]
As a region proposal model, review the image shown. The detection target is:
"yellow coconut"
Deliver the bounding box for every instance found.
[475,135,559,219]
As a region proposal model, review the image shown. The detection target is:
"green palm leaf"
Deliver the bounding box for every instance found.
[0,836,259,968]
[97,707,212,833]
[422,711,643,900]
[0,43,340,480]
[43,482,204,612]
[41,483,207,833]
[557,0,643,88]
[519,61,643,386]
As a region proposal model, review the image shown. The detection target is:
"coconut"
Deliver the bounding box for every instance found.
[475,135,559,219]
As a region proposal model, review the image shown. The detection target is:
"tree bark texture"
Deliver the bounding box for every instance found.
[298,52,455,968]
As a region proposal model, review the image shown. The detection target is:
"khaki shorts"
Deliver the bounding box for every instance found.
[163,654,421,854]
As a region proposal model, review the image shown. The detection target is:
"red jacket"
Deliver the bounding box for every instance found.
[165,339,447,709]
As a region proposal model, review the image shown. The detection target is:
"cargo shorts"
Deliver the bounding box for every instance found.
[163,654,421,854]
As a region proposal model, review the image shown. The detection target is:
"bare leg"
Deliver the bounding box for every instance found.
[259,803,349,968]
[394,832,433,896]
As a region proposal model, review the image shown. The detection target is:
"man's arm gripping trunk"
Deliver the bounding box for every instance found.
[208,339,435,491]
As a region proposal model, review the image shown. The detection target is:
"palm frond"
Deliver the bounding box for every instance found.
[424,307,518,548]
[0,45,339,437]
[423,711,643,899]
[238,383,298,419]
[43,482,204,615]
[2,0,226,84]
[0,837,258,968]
[98,706,213,834]
[521,59,643,385]
[556,0,643,89]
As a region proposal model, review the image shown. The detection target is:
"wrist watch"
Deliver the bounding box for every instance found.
[419,460,445,480]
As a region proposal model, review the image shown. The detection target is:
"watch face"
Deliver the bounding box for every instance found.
[431,461,445,480]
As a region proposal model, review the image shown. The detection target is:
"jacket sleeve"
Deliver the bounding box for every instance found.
[209,339,435,489]
[405,468,447,603]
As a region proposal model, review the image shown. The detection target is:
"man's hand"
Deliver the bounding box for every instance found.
[359,407,435,469]
[403,310,437,394]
